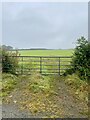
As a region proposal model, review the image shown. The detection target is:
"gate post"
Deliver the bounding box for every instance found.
[40,57,42,74]
[59,57,60,75]
[21,56,23,74]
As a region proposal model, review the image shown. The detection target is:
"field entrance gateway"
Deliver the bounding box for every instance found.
[9,56,72,75]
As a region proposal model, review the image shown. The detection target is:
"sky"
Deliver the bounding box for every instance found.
[1,2,88,49]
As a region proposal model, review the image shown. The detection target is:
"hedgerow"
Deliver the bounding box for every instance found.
[2,49,19,74]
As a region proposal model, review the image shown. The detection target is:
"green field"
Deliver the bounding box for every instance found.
[7,49,74,75]
[11,49,74,75]
[18,49,74,56]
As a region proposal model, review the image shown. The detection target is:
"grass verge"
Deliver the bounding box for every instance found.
[63,73,88,103]
[62,73,88,116]
[1,73,19,98]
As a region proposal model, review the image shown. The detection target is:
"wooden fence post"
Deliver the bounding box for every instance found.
[40,57,42,74]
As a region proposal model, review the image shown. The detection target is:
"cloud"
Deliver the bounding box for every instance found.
[2,2,88,49]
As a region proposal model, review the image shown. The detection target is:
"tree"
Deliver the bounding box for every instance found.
[7,46,13,50]
[2,45,13,50]
[72,36,90,80]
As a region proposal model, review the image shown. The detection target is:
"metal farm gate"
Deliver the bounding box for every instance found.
[13,56,72,75]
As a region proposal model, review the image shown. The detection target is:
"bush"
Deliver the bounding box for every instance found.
[2,49,19,74]
[72,37,90,80]
[65,37,90,80]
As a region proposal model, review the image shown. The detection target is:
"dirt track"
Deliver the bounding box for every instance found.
[2,75,88,118]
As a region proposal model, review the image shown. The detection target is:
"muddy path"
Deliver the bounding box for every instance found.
[2,75,88,118]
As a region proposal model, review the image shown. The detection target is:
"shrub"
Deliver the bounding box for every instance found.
[2,49,19,74]
[65,36,90,81]
[72,37,90,80]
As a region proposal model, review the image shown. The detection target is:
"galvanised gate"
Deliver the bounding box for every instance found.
[13,56,72,75]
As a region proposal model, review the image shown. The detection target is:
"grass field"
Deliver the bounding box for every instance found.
[11,49,74,75]
[18,49,74,56]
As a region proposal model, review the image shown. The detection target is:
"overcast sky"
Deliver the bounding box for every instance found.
[2,2,88,49]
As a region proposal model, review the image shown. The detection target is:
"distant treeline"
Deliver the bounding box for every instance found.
[14,48,55,51]
[12,48,74,51]
[1,45,74,51]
